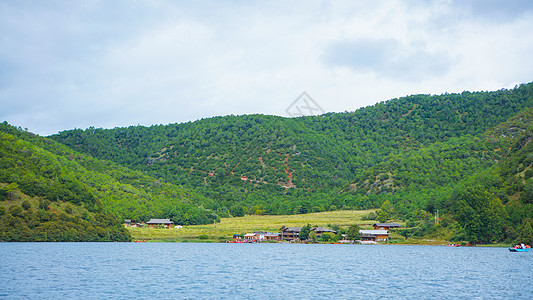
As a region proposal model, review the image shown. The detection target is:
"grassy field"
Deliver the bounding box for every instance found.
[128,209,383,242]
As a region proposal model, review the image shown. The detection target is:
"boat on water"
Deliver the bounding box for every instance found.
[509,248,529,252]
[509,244,530,252]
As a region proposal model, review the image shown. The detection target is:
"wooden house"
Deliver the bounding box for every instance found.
[146,218,174,228]
[311,227,337,239]
[280,227,302,241]
[372,223,401,230]
[359,229,390,242]
[263,232,281,241]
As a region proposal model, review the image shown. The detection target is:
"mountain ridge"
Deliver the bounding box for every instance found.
[2,82,533,243]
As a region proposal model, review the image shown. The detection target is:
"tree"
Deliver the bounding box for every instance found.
[377,210,389,223]
[4,183,19,199]
[39,199,51,211]
[299,224,311,241]
[229,205,247,217]
[21,201,31,210]
[516,221,533,246]
[346,224,361,240]
[522,179,533,204]
[0,188,7,201]
[309,231,317,243]
[455,187,507,244]
[8,205,23,218]
[319,232,337,242]
[380,200,393,213]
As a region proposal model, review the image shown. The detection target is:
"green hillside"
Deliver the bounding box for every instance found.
[3,82,533,244]
[0,122,221,241]
[51,84,532,216]
[393,107,533,244]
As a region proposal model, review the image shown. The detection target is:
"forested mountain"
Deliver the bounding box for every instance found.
[3,82,533,243]
[431,107,533,245]
[51,83,533,218]
[0,122,220,241]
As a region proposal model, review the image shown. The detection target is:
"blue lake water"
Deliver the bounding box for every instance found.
[1,243,532,299]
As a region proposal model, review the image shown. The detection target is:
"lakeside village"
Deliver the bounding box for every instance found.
[124,218,401,244]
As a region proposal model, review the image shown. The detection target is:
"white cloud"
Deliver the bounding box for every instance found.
[1,0,533,135]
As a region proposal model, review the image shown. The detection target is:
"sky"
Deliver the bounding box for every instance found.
[1,0,533,136]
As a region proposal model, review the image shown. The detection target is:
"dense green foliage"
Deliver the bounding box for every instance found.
[454,187,507,244]
[346,224,362,241]
[51,84,532,221]
[0,203,130,242]
[299,224,311,240]
[516,221,533,246]
[0,123,222,241]
[3,82,533,244]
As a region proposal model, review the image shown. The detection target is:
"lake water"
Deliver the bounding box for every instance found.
[1,243,532,299]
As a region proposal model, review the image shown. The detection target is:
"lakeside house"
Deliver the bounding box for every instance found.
[123,220,143,228]
[146,218,174,228]
[280,227,302,240]
[279,227,338,241]
[359,229,390,242]
[263,232,281,241]
[244,233,259,242]
[373,223,401,230]
[252,232,281,241]
[239,232,280,242]
[311,227,337,239]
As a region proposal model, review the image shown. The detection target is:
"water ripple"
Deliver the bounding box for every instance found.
[1,243,532,299]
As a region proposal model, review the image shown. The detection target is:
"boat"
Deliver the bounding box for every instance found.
[509,245,530,252]
[509,247,530,252]
[446,243,460,247]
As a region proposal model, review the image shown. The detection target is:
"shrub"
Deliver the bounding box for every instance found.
[319,232,337,242]
[362,212,377,221]
[39,199,51,211]
[0,189,7,201]
[8,205,23,218]
[21,201,31,210]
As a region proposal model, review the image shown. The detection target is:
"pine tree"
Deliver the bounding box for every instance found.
[516,221,533,246]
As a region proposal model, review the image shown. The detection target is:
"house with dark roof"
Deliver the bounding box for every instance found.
[146,218,174,228]
[373,223,401,230]
[263,232,281,241]
[280,227,302,241]
[359,229,390,242]
[311,227,337,239]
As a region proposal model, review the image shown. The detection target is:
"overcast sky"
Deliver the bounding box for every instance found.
[1,0,533,136]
